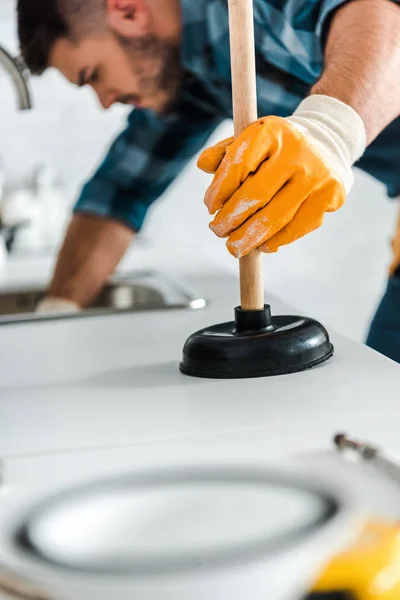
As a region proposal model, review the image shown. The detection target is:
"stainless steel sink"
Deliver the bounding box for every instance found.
[0,270,207,325]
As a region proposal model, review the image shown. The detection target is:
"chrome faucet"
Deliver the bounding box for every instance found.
[0,45,31,110]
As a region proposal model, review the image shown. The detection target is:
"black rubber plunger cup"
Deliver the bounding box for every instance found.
[180,0,334,379]
[180,305,333,379]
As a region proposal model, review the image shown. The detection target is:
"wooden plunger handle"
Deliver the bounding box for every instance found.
[228,0,264,311]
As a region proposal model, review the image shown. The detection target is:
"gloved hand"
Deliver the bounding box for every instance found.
[198,95,366,257]
[389,207,400,276]
[35,297,81,314]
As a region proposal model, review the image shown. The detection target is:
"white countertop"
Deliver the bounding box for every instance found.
[1,253,400,600]
[1,254,400,483]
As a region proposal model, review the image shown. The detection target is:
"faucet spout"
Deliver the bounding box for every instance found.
[0,45,32,110]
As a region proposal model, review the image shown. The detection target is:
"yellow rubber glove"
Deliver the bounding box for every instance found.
[389,207,400,276]
[198,95,366,258]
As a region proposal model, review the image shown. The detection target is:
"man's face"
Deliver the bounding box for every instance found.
[50,11,182,114]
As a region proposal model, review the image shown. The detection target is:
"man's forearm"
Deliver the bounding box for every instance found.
[312,0,400,144]
[48,214,134,307]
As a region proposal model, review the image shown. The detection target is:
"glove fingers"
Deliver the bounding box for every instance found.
[197,137,234,174]
[324,178,346,212]
[226,178,308,258]
[259,179,343,254]
[204,119,275,215]
[209,155,287,238]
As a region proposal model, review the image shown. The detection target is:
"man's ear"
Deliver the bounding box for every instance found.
[106,0,151,37]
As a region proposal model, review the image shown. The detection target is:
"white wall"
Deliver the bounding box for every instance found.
[0,7,397,343]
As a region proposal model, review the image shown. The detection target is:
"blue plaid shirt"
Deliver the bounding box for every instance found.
[73,0,374,230]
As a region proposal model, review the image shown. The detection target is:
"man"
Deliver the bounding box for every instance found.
[17,0,400,362]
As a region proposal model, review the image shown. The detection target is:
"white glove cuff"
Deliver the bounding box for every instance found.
[36,297,81,314]
[287,94,367,193]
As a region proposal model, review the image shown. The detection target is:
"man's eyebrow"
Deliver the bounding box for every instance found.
[77,68,87,87]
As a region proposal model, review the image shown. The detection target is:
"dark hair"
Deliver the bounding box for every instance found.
[17,0,104,75]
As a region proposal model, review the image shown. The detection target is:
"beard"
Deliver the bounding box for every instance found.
[114,32,184,114]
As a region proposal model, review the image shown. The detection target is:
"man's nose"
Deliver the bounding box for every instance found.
[97,91,116,110]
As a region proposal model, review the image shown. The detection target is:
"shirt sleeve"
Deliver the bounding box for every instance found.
[253,0,399,87]
[74,88,224,232]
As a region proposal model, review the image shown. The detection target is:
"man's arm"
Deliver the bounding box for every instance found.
[46,214,133,307]
[40,83,224,310]
[197,0,400,256]
[312,0,400,144]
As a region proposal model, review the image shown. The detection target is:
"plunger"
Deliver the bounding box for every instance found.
[180,0,334,379]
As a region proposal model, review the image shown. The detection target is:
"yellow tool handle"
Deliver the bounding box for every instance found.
[306,594,351,599]
[305,518,400,599]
